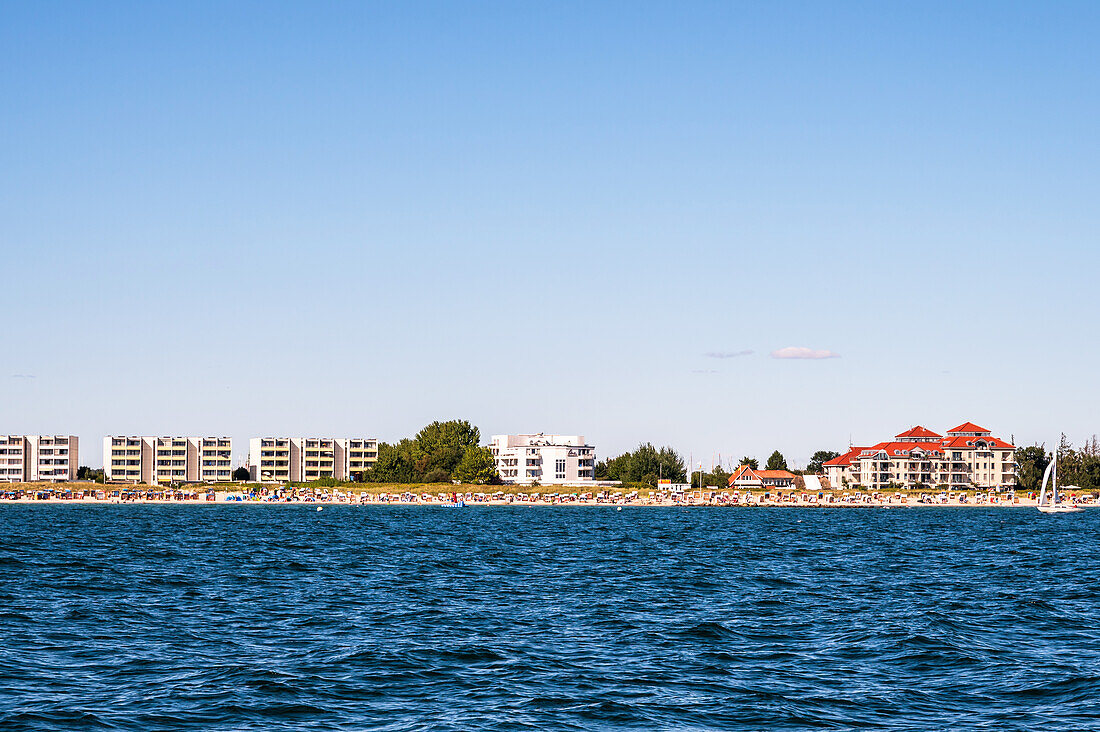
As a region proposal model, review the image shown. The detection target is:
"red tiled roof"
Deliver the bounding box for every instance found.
[895,426,942,439]
[823,447,865,467]
[946,422,990,435]
[860,441,945,457]
[941,435,1014,449]
[728,466,796,485]
[730,464,756,482]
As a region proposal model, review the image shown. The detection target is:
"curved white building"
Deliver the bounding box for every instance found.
[489,434,595,486]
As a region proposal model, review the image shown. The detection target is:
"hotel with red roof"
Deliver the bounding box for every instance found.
[822,423,1016,491]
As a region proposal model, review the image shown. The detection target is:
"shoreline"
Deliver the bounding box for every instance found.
[0,494,1076,509]
[3,483,1092,509]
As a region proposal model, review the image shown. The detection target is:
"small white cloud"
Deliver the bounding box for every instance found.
[704,350,754,359]
[11,374,37,379]
[770,347,840,360]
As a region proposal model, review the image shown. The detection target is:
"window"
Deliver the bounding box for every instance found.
[555,459,566,479]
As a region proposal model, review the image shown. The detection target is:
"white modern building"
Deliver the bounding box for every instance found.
[489,434,596,486]
[0,435,79,482]
[103,436,234,484]
[247,437,378,483]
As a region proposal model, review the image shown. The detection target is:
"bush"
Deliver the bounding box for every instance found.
[423,469,451,483]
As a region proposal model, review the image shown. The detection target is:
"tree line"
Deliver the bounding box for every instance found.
[361,419,500,484]
[1016,437,1100,493]
[595,445,837,488]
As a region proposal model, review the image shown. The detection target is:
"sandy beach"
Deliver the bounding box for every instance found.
[1,482,1091,508]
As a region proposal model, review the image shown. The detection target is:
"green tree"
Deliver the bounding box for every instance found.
[413,420,481,476]
[629,443,662,481]
[1015,445,1050,492]
[692,465,732,488]
[595,453,630,481]
[656,446,688,483]
[596,443,687,486]
[766,450,788,471]
[232,466,250,481]
[739,456,759,470]
[364,442,418,483]
[77,464,103,482]
[1054,436,1100,492]
[452,446,500,484]
[806,450,840,474]
[711,465,731,487]
[77,466,105,483]
[360,420,488,483]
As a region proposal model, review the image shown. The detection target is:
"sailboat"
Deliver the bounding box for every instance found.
[1037,448,1083,514]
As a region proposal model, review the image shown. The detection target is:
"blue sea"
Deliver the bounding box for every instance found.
[2,505,1099,731]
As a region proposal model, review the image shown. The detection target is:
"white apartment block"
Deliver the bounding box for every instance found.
[103,436,234,484]
[197,437,234,482]
[0,436,27,482]
[489,434,596,486]
[247,437,378,483]
[0,435,79,482]
[104,436,153,483]
[823,422,1017,491]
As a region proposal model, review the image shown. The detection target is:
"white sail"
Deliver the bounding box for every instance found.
[1037,445,1082,513]
[1038,458,1056,507]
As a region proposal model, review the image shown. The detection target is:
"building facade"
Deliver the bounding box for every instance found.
[247,437,378,482]
[489,434,596,486]
[197,438,234,482]
[103,436,234,484]
[0,435,79,482]
[729,465,797,490]
[823,422,1016,491]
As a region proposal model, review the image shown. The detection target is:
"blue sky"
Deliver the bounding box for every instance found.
[2,1,1098,469]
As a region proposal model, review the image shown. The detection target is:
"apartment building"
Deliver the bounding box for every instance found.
[823,422,1016,490]
[104,436,152,483]
[0,435,79,482]
[153,437,194,483]
[197,437,234,482]
[103,436,233,484]
[247,437,378,482]
[31,435,80,482]
[0,436,27,482]
[340,438,378,479]
[489,434,596,486]
[249,437,291,482]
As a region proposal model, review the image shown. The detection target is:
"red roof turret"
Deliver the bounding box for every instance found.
[894,426,942,441]
[946,422,991,435]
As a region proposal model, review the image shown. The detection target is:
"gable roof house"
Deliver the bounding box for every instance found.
[729,465,797,490]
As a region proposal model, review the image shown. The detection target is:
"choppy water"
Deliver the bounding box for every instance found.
[2,506,1100,731]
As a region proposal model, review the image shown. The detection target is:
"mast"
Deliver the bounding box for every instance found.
[1053,446,1059,505]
